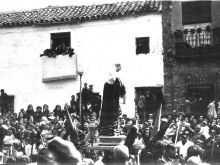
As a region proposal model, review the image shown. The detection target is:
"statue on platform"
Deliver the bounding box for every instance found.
[99,63,126,136]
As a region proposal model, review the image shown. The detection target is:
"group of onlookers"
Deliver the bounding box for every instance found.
[2,85,220,164]
[2,102,220,164]
[0,101,134,165]
[131,111,220,165]
[40,42,75,57]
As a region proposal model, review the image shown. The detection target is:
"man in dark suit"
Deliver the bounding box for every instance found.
[82,83,88,106]
[145,90,154,115]
[70,95,79,115]
[0,89,9,115]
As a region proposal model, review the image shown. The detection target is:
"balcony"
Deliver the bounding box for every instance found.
[173,24,220,59]
[42,55,77,82]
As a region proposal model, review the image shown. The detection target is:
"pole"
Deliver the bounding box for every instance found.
[175,121,180,144]
[136,150,141,165]
[78,72,83,124]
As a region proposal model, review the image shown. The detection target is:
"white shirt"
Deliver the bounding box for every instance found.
[199,126,210,139]
[25,143,32,157]
[207,102,217,118]
[3,135,15,145]
[176,140,194,159]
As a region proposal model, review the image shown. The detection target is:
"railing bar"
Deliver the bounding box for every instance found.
[205,31,207,45]
[202,32,204,45]
[174,23,217,57]
[208,31,210,45]
[201,31,202,46]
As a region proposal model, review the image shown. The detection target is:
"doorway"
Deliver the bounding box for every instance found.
[135,87,163,123]
[187,84,214,115]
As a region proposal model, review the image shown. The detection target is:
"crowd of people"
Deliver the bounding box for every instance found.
[2,83,220,165]
[1,103,220,164]
[40,42,75,57]
[0,100,99,164]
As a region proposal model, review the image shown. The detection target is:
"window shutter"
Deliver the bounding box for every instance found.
[182,1,211,25]
[136,37,150,55]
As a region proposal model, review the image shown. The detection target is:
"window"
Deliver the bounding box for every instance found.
[136,37,150,55]
[51,32,71,54]
[182,1,211,25]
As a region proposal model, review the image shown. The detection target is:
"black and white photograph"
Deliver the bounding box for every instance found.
[0,0,219,164]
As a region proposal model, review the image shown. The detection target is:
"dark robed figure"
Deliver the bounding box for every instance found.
[99,64,125,136]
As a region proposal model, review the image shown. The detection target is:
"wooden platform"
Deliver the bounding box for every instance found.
[98,135,126,146]
[81,135,126,151]
[81,145,115,151]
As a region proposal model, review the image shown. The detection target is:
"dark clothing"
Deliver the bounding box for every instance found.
[0,127,7,151]
[34,111,43,122]
[14,130,25,141]
[93,99,101,118]
[53,109,62,118]
[0,93,9,115]
[29,131,39,145]
[42,109,50,117]
[0,93,7,97]
[124,126,142,154]
[82,87,89,105]
[70,100,79,115]
[60,110,66,119]
[26,109,35,119]
[137,96,146,123]
[55,46,65,54]
[99,78,125,136]
[124,126,138,150]
[145,94,154,115]
[88,90,95,103]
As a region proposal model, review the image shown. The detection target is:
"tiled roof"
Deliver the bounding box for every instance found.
[0,0,161,28]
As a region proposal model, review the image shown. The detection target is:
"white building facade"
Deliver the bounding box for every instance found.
[0,0,163,116]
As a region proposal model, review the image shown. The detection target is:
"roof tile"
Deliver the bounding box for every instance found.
[0,0,161,27]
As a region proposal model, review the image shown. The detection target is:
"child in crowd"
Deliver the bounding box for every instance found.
[84,112,99,145]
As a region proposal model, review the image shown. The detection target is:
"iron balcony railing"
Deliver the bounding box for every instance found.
[174,24,220,58]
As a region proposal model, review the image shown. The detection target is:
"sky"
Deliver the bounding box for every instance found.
[0,0,127,12]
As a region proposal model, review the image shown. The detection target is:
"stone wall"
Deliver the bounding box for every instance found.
[163,1,220,115]
[162,0,174,113]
